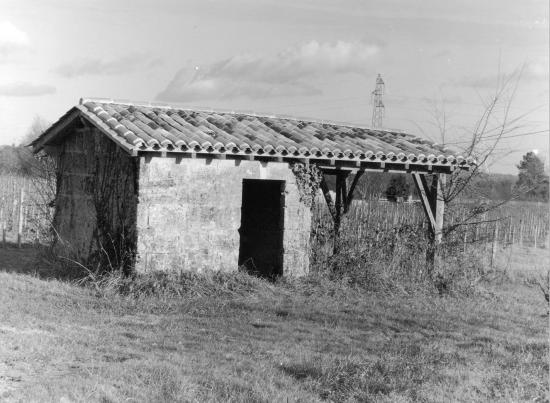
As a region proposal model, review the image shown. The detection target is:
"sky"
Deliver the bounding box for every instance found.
[0,0,548,174]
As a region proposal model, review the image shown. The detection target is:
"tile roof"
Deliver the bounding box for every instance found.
[34,99,475,170]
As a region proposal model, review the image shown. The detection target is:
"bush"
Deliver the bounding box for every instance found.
[311,202,496,295]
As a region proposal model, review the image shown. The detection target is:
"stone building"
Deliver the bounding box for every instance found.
[32,99,473,277]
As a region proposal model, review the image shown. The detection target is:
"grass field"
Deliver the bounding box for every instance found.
[0,245,548,402]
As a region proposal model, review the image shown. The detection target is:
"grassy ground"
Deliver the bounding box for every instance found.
[0,245,548,402]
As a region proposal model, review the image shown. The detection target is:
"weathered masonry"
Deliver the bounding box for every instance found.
[33,99,474,277]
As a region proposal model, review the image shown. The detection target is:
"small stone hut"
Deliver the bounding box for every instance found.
[32,99,473,277]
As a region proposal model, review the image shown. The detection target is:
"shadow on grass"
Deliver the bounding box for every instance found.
[279,355,426,401]
[0,242,87,282]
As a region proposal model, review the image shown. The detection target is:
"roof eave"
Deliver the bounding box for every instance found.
[135,149,470,174]
[32,107,81,153]
[32,105,136,156]
[76,104,137,155]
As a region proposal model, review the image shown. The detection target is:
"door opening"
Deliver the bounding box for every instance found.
[238,179,285,278]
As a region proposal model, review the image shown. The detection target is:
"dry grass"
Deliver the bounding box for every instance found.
[0,245,548,402]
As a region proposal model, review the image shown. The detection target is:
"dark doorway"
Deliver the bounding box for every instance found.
[238,179,285,278]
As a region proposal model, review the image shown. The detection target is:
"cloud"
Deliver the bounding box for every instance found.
[458,62,549,89]
[55,53,162,78]
[0,21,30,57]
[0,82,56,97]
[157,40,380,101]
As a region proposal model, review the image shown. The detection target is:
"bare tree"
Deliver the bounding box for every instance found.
[18,116,57,230]
[420,67,543,237]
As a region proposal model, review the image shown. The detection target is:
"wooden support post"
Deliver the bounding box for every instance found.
[320,170,364,255]
[17,187,24,248]
[320,176,336,220]
[432,174,445,243]
[333,172,350,253]
[335,174,342,235]
[412,173,446,273]
[339,173,347,215]
[344,170,364,213]
[412,173,445,241]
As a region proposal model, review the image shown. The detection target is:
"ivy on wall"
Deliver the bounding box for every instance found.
[290,162,323,208]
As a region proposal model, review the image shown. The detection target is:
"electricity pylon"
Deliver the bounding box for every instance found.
[371,74,385,128]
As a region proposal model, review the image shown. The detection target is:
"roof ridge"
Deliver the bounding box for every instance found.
[79,97,410,136]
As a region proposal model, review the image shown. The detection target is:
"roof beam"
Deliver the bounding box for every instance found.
[137,151,460,174]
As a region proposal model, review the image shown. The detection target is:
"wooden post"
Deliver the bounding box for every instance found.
[534,224,538,249]
[334,174,342,241]
[462,211,468,253]
[333,172,350,253]
[344,170,364,213]
[11,181,17,230]
[17,187,24,248]
[319,176,336,219]
[491,223,498,268]
[412,173,445,242]
[0,205,5,248]
[412,173,446,273]
[320,170,361,255]
[519,220,524,246]
[35,225,40,246]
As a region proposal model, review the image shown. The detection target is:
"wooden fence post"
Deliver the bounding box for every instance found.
[519,220,523,246]
[491,223,499,268]
[17,187,24,248]
[0,205,5,248]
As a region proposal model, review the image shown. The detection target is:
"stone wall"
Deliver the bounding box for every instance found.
[136,157,311,276]
[52,127,138,271]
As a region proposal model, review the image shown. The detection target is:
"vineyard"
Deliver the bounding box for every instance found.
[0,174,54,246]
[312,197,548,246]
[311,192,549,273]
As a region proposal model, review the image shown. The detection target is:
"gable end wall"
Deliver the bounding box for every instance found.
[52,127,138,271]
